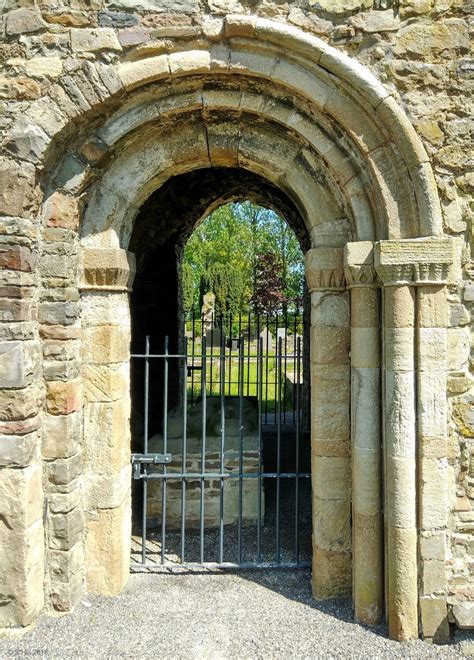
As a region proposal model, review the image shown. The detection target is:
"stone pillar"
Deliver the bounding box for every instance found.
[0,215,44,629]
[40,192,84,613]
[80,247,135,596]
[305,248,351,599]
[344,242,383,625]
[375,238,453,641]
[417,285,450,642]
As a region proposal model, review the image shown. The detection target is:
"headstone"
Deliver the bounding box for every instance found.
[205,326,225,349]
[276,327,287,347]
[259,327,273,352]
[201,291,215,336]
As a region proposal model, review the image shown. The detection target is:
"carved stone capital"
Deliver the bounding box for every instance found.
[305,247,345,292]
[79,248,136,292]
[343,241,380,289]
[374,239,453,287]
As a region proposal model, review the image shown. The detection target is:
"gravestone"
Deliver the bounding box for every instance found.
[205,326,225,349]
[259,327,273,352]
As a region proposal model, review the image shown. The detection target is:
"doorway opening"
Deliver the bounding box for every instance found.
[129,170,311,570]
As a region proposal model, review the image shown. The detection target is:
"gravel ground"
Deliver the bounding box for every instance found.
[0,570,467,659]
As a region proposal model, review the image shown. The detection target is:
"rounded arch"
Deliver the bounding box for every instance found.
[5,15,441,244]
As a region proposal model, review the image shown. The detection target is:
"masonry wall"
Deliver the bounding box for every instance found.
[0,0,472,632]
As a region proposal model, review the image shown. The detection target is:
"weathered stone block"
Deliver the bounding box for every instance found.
[313,497,351,552]
[71,28,122,52]
[42,412,81,460]
[419,597,449,641]
[43,191,80,231]
[82,325,130,364]
[82,363,129,403]
[310,327,350,365]
[85,498,131,596]
[312,547,351,599]
[39,301,79,326]
[80,248,136,291]
[452,602,474,629]
[310,291,349,327]
[85,465,131,510]
[312,402,350,440]
[0,341,37,389]
[83,400,130,473]
[98,10,138,27]
[0,463,43,533]
[0,431,38,468]
[6,8,46,35]
[0,298,36,323]
[48,543,84,612]
[421,560,446,595]
[419,458,448,529]
[49,507,84,551]
[384,328,414,372]
[46,379,82,415]
[312,456,350,500]
[0,158,39,218]
[46,451,83,487]
[0,245,36,272]
[351,327,380,368]
[0,385,43,422]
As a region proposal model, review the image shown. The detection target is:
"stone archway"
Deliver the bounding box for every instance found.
[0,16,454,642]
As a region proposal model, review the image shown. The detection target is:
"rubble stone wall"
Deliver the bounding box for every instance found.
[0,0,472,640]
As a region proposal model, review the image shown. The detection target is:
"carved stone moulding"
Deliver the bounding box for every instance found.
[79,248,136,292]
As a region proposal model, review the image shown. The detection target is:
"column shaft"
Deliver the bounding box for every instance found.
[351,286,383,624]
[384,285,418,640]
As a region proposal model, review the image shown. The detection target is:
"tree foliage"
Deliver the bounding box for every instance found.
[183,201,304,316]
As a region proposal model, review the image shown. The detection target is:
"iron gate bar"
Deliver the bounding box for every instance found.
[219,335,225,564]
[181,338,187,563]
[295,336,301,563]
[142,336,150,565]
[134,562,312,572]
[257,336,263,564]
[161,336,169,565]
[200,335,207,564]
[133,472,311,480]
[276,336,282,564]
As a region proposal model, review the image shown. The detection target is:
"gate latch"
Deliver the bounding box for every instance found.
[131,453,172,479]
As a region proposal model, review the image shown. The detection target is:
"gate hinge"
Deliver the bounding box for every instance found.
[131,452,172,479]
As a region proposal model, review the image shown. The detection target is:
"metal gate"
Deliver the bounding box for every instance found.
[130,313,311,571]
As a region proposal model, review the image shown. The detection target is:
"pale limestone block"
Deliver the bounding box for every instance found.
[0,431,38,468]
[71,28,122,53]
[385,369,416,458]
[48,489,82,515]
[310,327,350,365]
[312,547,351,599]
[351,327,380,368]
[81,292,130,327]
[85,465,131,510]
[344,176,375,242]
[0,462,43,531]
[48,507,84,551]
[0,518,44,628]
[80,248,136,292]
[305,247,344,290]
[352,511,383,624]
[83,400,130,474]
[417,328,447,369]
[313,497,351,552]
[351,287,380,327]
[82,363,129,403]
[229,47,278,78]
[376,97,429,170]
[312,455,350,500]
[452,602,474,630]
[419,597,449,641]
[310,291,350,327]
[387,525,418,640]
[312,365,350,404]
[85,498,131,596]
[313,437,350,458]
[352,447,381,515]
[417,371,447,440]
[206,120,240,167]
[309,218,352,251]
[25,57,63,79]
[344,240,374,268]
[419,457,448,529]
[419,531,447,561]
[169,50,211,76]
[386,456,416,528]
[383,286,415,328]
[271,59,334,109]
[421,559,446,595]
[118,55,170,91]
[42,412,81,460]
[351,368,381,451]
[0,341,37,389]
[312,402,350,440]
[418,287,448,327]
[82,324,130,365]
[384,327,414,371]
[447,327,470,370]
[46,451,83,487]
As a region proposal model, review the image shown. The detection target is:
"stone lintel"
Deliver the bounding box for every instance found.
[305,247,345,293]
[375,239,452,287]
[343,241,379,289]
[79,248,136,292]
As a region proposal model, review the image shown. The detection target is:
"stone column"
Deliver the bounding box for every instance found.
[375,238,453,641]
[0,215,44,630]
[80,247,135,596]
[344,242,383,625]
[305,247,352,599]
[40,192,84,613]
